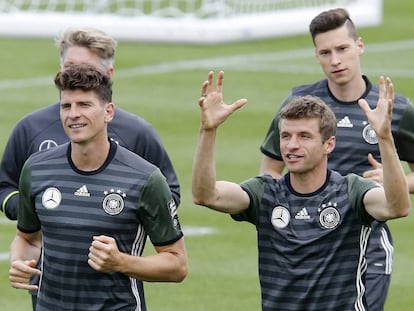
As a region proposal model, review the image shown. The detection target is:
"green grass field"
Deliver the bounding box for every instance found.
[1,1,413,310]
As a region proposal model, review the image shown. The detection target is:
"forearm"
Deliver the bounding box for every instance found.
[117,239,188,282]
[192,128,218,206]
[10,234,41,263]
[379,136,410,217]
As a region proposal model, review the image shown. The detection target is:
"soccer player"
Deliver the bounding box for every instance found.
[192,70,410,311]
[9,64,188,311]
[0,28,180,309]
[0,27,180,221]
[259,8,414,310]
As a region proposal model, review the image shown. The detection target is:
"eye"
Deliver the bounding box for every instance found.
[60,103,70,110]
[300,133,311,139]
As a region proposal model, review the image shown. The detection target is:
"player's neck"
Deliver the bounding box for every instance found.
[289,165,328,194]
[70,137,110,171]
[328,75,366,102]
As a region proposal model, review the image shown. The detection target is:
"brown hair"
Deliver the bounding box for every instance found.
[309,8,358,44]
[54,64,113,103]
[278,95,337,142]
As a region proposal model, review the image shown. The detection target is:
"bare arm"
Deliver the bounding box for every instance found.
[260,155,285,179]
[9,230,42,290]
[359,77,410,221]
[88,235,188,282]
[192,70,250,214]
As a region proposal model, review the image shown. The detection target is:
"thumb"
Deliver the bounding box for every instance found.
[367,153,382,168]
[25,259,38,268]
[358,98,370,113]
[231,98,248,112]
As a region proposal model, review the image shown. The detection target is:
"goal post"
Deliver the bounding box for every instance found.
[0,0,383,44]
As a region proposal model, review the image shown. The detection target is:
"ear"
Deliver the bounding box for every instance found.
[356,37,364,56]
[104,102,115,123]
[325,136,336,155]
[107,67,114,78]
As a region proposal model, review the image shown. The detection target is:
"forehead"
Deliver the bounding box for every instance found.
[60,89,99,103]
[62,46,103,69]
[314,24,354,50]
[280,117,320,134]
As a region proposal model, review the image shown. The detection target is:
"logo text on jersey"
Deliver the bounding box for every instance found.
[337,116,354,128]
[295,207,310,220]
[74,185,91,197]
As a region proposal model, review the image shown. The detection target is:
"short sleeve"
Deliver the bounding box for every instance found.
[137,169,183,246]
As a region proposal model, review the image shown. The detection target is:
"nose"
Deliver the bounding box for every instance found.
[286,136,299,149]
[67,105,81,118]
[331,51,341,66]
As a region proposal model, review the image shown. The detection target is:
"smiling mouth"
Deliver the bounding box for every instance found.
[69,124,86,129]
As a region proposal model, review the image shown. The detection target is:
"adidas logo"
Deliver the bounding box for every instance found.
[337,116,353,128]
[295,207,310,220]
[74,185,91,197]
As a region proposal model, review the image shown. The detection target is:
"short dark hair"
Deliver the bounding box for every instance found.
[278,95,337,142]
[54,63,113,103]
[309,8,358,44]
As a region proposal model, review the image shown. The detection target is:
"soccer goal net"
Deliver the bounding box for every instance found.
[0,0,382,44]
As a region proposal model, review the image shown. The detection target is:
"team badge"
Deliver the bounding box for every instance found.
[318,202,340,229]
[102,189,126,215]
[271,206,290,229]
[42,187,62,209]
[362,123,378,145]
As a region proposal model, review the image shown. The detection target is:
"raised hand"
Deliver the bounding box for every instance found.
[198,71,247,130]
[358,76,394,139]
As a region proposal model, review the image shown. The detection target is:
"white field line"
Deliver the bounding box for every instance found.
[1,39,414,91]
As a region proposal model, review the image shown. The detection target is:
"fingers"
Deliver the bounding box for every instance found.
[200,70,224,99]
[385,77,394,115]
[367,153,382,168]
[9,259,41,290]
[216,70,224,93]
[379,76,394,107]
[358,98,369,113]
[232,98,248,111]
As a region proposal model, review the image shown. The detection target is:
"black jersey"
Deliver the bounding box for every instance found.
[0,103,180,220]
[18,141,183,311]
[233,171,378,311]
[260,76,414,275]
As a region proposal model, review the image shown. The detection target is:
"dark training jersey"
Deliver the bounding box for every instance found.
[233,171,378,311]
[18,141,183,311]
[260,76,414,275]
[0,103,180,220]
